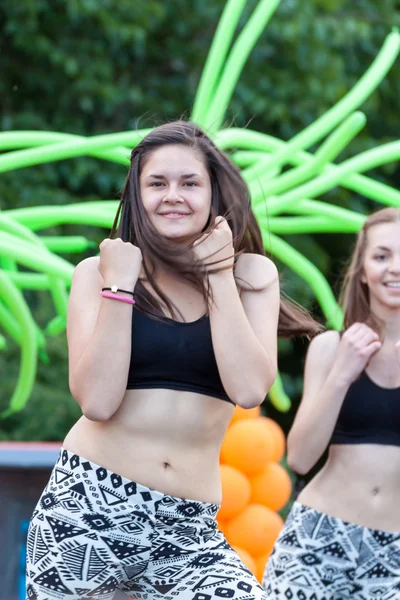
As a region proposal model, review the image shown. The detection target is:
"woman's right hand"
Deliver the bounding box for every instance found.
[332,322,381,386]
[98,238,142,289]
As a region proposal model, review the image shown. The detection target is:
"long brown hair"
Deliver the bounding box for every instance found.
[111,121,320,338]
[341,207,400,333]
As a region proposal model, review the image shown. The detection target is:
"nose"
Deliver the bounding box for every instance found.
[389,255,400,274]
[163,183,183,203]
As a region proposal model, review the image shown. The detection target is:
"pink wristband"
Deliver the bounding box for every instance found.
[100,291,136,305]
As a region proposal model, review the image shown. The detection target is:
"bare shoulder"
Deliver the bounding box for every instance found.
[306,329,341,367]
[235,253,278,290]
[72,256,102,285]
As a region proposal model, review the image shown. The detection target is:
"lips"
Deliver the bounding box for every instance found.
[158,212,191,218]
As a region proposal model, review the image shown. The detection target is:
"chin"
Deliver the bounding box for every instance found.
[161,231,195,245]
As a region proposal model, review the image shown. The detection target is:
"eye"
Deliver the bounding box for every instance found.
[150,181,165,187]
[183,181,198,187]
[374,254,388,261]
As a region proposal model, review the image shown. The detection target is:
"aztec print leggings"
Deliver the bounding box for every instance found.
[26,448,267,600]
[262,501,400,600]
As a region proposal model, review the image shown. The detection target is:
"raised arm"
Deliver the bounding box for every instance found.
[209,252,280,409]
[287,323,381,474]
[67,239,142,421]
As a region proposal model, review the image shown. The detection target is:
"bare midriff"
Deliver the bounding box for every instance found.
[298,443,400,532]
[63,388,234,504]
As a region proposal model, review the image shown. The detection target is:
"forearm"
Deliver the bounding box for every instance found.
[69,299,133,420]
[287,373,350,474]
[208,272,276,407]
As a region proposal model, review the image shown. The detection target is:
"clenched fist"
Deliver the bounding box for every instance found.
[99,238,142,289]
[193,217,234,272]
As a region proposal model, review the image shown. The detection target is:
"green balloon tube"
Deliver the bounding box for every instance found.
[262,230,343,329]
[192,0,248,124]
[205,0,282,134]
[0,334,6,351]
[41,236,96,253]
[4,205,115,231]
[289,199,366,226]
[0,131,131,165]
[0,295,47,350]
[0,271,38,417]
[0,129,152,173]
[265,140,400,215]
[243,31,400,182]
[227,127,400,210]
[5,272,52,290]
[45,315,67,337]
[0,300,23,345]
[0,232,74,282]
[0,215,70,317]
[249,112,366,201]
[268,371,291,412]
[266,216,361,234]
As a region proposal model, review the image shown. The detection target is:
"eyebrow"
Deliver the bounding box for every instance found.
[373,246,391,251]
[145,173,201,180]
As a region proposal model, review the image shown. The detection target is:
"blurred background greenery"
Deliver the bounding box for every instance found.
[1,1,399,492]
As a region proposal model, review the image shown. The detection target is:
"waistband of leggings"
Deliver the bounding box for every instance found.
[291,501,399,535]
[57,447,220,519]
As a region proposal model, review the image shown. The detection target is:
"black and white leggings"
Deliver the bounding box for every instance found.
[262,501,400,600]
[26,448,266,600]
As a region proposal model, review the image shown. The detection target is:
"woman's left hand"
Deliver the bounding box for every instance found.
[193,216,234,273]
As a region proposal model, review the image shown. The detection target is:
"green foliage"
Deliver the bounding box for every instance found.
[1,0,400,441]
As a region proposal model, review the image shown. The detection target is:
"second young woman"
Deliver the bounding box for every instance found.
[263,207,400,599]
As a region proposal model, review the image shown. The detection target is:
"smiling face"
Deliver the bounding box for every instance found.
[139,144,212,245]
[362,221,400,313]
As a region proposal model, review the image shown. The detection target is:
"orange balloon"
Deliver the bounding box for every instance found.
[220,419,275,476]
[250,462,292,512]
[259,417,286,462]
[226,504,284,557]
[219,465,251,520]
[255,551,272,583]
[232,546,257,576]
[230,405,261,423]
[216,518,229,537]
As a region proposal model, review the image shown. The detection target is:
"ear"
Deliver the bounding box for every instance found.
[360,268,367,284]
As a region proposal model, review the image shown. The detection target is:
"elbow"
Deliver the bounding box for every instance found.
[81,404,115,422]
[231,371,276,409]
[234,396,264,409]
[69,379,118,422]
[231,383,270,410]
[287,453,310,476]
[286,437,313,475]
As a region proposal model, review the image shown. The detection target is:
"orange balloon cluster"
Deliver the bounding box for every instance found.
[218,406,292,582]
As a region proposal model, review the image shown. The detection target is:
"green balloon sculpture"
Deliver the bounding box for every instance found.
[1,0,400,416]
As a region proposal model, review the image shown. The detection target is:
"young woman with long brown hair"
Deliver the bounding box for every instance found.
[263,207,400,599]
[26,121,318,600]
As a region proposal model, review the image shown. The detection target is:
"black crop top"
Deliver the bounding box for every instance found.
[126,309,233,404]
[330,371,400,447]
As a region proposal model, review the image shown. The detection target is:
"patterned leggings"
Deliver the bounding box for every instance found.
[26,448,266,600]
[262,501,400,600]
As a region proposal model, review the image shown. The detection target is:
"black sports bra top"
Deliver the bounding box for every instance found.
[330,371,400,447]
[126,309,233,404]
